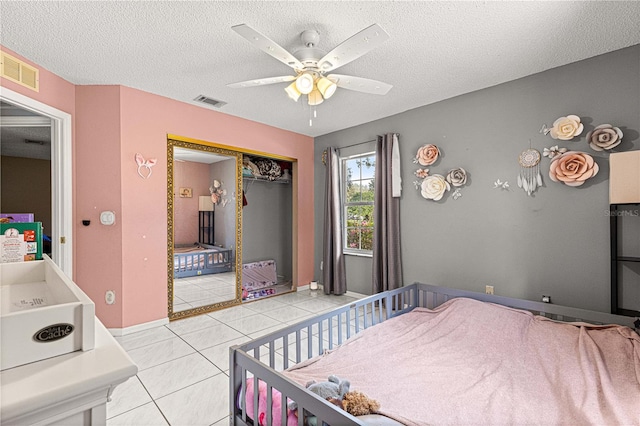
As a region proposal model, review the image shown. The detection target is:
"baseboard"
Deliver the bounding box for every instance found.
[296,284,368,300]
[345,290,368,299]
[108,317,169,337]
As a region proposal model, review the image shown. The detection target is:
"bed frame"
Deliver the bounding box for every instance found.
[230,282,639,426]
[173,244,232,278]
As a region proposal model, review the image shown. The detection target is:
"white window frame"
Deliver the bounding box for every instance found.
[341,151,375,257]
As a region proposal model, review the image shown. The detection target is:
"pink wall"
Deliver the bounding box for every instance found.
[118,86,314,327]
[174,161,211,244]
[0,46,75,115]
[2,45,315,329]
[75,86,124,327]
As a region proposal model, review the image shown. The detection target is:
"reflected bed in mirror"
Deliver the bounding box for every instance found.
[168,137,243,320]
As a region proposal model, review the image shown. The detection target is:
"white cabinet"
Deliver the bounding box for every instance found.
[1,256,138,425]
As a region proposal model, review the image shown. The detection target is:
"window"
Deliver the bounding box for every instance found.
[342,152,375,255]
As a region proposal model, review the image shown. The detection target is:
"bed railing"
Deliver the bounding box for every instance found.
[415,282,639,329]
[230,283,638,425]
[230,285,418,426]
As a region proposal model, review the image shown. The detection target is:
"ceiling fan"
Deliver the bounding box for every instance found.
[227,24,392,108]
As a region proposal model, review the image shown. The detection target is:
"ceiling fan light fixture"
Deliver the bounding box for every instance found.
[284,81,301,101]
[308,89,324,106]
[295,72,314,95]
[316,76,337,99]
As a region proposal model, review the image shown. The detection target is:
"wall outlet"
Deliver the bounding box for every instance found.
[485,285,494,295]
[105,290,116,305]
[542,295,551,303]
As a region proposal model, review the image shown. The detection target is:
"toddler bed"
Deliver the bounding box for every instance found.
[173,243,232,278]
[230,283,640,426]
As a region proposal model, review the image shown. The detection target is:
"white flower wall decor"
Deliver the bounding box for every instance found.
[548,115,584,140]
[420,174,450,201]
[543,146,567,159]
[493,180,509,190]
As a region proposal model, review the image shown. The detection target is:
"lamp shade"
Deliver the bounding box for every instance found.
[316,76,337,99]
[308,89,324,106]
[284,81,301,101]
[199,196,214,211]
[609,150,640,203]
[295,73,314,95]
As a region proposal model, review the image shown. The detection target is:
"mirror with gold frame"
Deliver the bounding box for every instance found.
[167,136,242,321]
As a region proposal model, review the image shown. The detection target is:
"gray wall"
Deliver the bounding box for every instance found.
[242,178,293,282]
[314,45,640,313]
[209,158,237,251]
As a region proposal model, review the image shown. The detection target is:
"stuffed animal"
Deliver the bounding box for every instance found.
[342,390,381,416]
[243,377,298,426]
[287,375,350,411]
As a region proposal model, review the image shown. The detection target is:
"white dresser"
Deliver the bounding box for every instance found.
[0,319,137,425]
[1,256,137,425]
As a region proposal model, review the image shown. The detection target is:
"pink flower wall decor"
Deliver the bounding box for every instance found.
[414,144,440,166]
[549,151,599,187]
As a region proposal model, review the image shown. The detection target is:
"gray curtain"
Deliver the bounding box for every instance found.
[322,147,347,295]
[372,133,403,293]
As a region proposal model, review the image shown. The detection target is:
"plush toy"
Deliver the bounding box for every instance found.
[243,377,298,426]
[342,390,381,416]
[287,375,350,411]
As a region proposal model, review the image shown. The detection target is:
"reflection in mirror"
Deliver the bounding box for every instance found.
[168,138,242,321]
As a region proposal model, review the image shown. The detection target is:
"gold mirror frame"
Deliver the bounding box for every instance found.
[167,136,243,321]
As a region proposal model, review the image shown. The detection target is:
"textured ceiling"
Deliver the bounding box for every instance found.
[1,1,639,137]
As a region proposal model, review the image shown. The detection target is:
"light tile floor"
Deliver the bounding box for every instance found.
[173,272,236,312]
[108,289,361,426]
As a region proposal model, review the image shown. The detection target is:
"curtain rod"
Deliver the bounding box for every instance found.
[338,138,376,150]
[322,134,400,165]
[338,133,400,150]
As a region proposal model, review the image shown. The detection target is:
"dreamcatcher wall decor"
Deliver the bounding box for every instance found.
[517,145,543,196]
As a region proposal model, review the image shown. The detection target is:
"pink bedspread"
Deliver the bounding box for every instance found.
[284,298,640,425]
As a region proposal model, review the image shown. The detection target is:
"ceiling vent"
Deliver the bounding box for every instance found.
[194,95,226,108]
[1,51,39,92]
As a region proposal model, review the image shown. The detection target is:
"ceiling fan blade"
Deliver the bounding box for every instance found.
[232,24,304,70]
[328,74,392,95]
[227,75,296,89]
[318,24,390,72]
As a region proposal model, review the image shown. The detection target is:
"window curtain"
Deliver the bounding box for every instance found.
[372,133,403,293]
[322,147,347,295]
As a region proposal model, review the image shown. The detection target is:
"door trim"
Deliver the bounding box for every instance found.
[0,87,73,277]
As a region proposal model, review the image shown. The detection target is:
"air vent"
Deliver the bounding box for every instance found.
[194,95,227,108]
[1,51,39,92]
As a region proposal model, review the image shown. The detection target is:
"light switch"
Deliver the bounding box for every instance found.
[100,211,116,225]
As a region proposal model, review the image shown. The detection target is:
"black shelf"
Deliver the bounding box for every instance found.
[199,210,214,245]
[610,203,640,316]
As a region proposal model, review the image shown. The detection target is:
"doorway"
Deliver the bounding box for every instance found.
[0,87,73,276]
